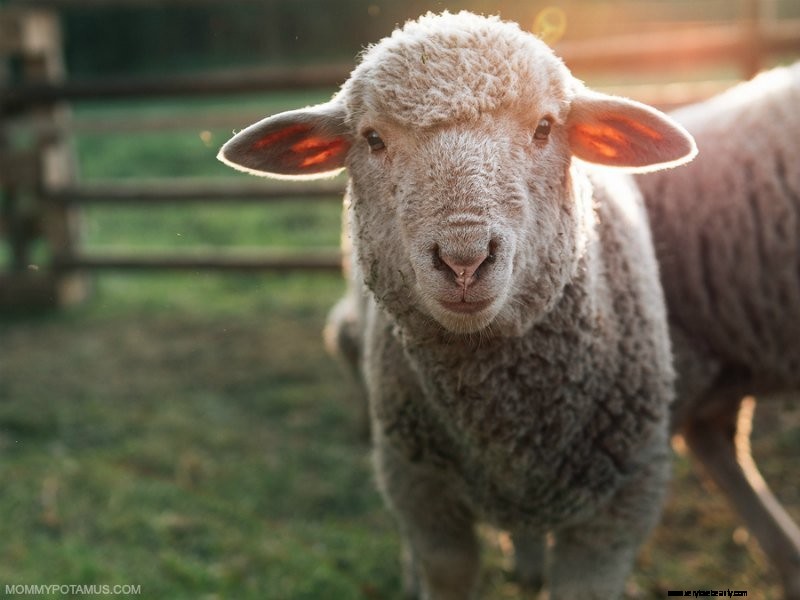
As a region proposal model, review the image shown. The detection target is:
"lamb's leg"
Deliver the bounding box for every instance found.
[324,202,371,437]
[375,443,480,600]
[549,442,670,600]
[365,305,479,599]
[684,392,800,599]
[323,293,369,437]
[511,531,547,592]
[323,295,362,375]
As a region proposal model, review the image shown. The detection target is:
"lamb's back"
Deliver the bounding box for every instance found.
[638,63,800,384]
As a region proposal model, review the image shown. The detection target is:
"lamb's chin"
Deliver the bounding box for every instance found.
[421,296,505,336]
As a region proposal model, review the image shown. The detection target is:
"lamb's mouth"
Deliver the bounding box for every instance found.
[438,298,494,315]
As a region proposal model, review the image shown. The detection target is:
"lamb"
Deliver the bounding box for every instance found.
[218,12,696,599]
[636,62,800,599]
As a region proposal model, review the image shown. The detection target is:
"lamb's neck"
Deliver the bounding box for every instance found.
[390,252,606,473]
[398,246,602,394]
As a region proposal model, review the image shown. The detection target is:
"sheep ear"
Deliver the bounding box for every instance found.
[567,91,697,172]
[218,101,351,179]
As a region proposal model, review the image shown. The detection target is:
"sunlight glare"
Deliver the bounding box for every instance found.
[533,7,567,46]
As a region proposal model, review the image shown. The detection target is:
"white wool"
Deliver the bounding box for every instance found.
[344,11,574,128]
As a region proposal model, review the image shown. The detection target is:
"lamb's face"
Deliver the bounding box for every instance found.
[346,106,581,336]
[217,12,696,337]
[336,13,584,334]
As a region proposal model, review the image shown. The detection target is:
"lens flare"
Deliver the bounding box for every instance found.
[533,7,567,46]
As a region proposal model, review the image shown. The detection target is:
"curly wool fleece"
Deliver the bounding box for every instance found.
[344,12,572,128]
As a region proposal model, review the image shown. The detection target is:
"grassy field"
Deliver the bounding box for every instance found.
[1,95,798,599]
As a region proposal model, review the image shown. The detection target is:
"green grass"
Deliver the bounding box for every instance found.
[1,95,799,599]
[0,292,403,599]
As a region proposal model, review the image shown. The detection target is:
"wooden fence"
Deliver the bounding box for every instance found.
[1,0,800,308]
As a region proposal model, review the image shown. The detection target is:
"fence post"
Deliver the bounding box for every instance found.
[0,7,87,309]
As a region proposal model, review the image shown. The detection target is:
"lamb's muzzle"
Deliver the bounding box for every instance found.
[418,226,509,331]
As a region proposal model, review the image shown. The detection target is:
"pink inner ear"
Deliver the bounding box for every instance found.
[616,117,664,141]
[296,138,348,167]
[572,115,667,161]
[572,123,627,158]
[251,124,310,150]
[239,115,350,174]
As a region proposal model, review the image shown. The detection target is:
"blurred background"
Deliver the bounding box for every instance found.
[1,1,799,598]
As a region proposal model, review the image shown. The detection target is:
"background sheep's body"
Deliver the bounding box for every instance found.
[641,63,800,392]
[220,12,696,599]
[637,62,800,599]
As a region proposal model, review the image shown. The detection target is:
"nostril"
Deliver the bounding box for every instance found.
[431,244,447,271]
[485,239,499,264]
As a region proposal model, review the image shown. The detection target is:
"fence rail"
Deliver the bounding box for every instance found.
[54,251,343,272]
[0,64,352,113]
[46,180,346,205]
[557,19,800,75]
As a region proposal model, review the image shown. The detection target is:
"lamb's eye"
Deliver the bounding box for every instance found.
[533,118,552,141]
[364,129,386,152]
